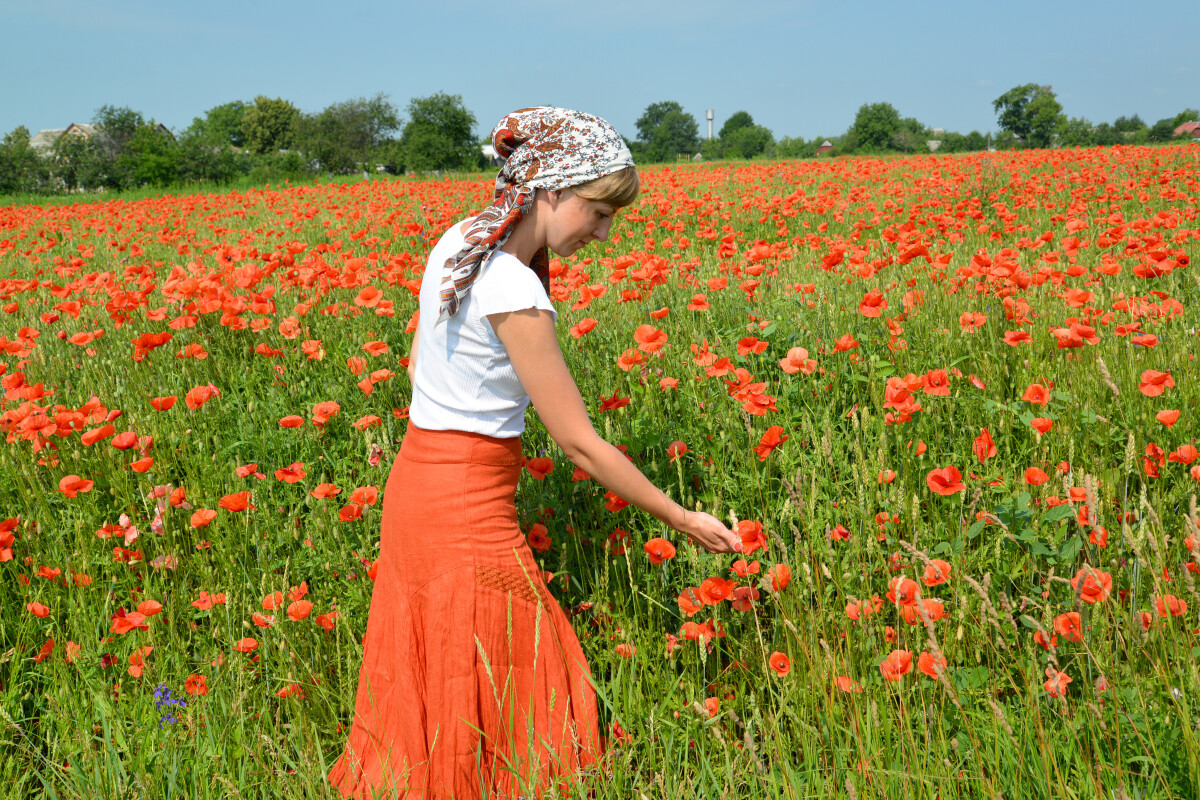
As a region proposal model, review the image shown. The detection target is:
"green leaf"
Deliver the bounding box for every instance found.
[1042,505,1075,524]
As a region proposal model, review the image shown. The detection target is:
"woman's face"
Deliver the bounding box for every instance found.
[544,189,617,257]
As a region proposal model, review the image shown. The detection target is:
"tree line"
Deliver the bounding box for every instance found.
[2,86,1196,196]
[0,92,481,196]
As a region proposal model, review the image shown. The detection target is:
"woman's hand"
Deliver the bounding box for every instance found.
[680,510,742,554]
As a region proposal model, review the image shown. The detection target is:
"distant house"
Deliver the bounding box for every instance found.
[481,144,504,167]
[1174,121,1200,139]
[30,128,66,154]
[28,122,174,155]
[815,140,834,155]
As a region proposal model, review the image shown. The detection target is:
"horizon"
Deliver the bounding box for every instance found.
[3,0,1198,144]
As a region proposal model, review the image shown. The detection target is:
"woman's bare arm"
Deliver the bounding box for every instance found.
[490,307,740,554]
[406,325,419,382]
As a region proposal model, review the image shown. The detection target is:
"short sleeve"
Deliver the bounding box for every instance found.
[471,254,557,320]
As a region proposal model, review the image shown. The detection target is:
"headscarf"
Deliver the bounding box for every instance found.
[436,106,634,324]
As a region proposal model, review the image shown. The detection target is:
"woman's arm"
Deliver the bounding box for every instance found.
[406,325,419,382]
[490,307,741,555]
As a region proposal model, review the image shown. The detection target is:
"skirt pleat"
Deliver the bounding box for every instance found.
[328,422,600,799]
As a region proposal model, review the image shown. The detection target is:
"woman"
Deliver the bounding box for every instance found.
[328,107,741,800]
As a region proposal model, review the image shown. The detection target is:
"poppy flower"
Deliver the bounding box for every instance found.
[311,483,340,499]
[58,475,95,498]
[110,609,148,633]
[918,651,947,679]
[218,491,255,513]
[185,674,209,696]
[1168,445,1198,465]
[926,466,965,495]
[958,312,986,332]
[1053,612,1084,643]
[350,486,379,505]
[279,415,305,428]
[525,457,554,480]
[233,637,258,653]
[27,601,51,618]
[921,559,952,587]
[633,324,667,353]
[1024,467,1050,486]
[735,520,769,554]
[1021,384,1050,405]
[1070,567,1112,604]
[1030,418,1053,434]
[137,600,163,617]
[766,563,791,592]
[768,651,791,676]
[287,600,313,621]
[886,576,920,606]
[1044,667,1072,698]
[615,643,637,658]
[687,294,710,311]
[1154,409,1180,428]
[185,384,221,410]
[275,462,307,482]
[528,523,552,553]
[1137,370,1174,397]
[879,649,913,681]
[677,588,704,617]
[858,290,888,318]
[644,537,676,564]
[1002,330,1032,346]
[833,333,859,352]
[755,426,788,461]
[698,576,736,604]
[1156,594,1187,617]
[834,676,862,694]
[972,428,996,464]
[150,395,177,411]
[190,509,217,528]
[665,440,688,462]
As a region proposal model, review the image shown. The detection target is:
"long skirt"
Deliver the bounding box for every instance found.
[327,422,601,799]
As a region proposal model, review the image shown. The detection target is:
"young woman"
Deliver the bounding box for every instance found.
[328,107,741,800]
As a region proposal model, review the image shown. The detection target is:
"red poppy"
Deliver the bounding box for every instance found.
[1044,667,1072,698]
[922,559,952,587]
[1022,384,1050,405]
[1053,612,1084,643]
[735,520,769,554]
[1156,594,1187,617]
[1030,417,1053,434]
[768,651,791,676]
[767,563,791,592]
[1138,370,1174,397]
[525,457,554,480]
[926,466,965,495]
[879,649,913,681]
[185,674,209,696]
[218,491,255,513]
[1155,409,1180,428]
[190,509,217,528]
[918,651,947,679]
[754,426,788,461]
[972,428,997,464]
[1070,567,1112,604]
[233,637,258,653]
[287,600,313,621]
[644,537,676,564]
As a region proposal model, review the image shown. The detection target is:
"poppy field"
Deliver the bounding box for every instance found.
[2,145,1200,799]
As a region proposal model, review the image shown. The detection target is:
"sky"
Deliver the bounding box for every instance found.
[3,0,1198,144]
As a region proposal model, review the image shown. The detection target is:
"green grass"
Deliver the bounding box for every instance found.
[2,145,1199,799]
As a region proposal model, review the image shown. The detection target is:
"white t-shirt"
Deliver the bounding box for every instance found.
[409,219,557,438]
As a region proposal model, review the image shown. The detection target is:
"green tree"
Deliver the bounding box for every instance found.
[1148,117,1178,143]
[1058,117,1095,148]
[51,133,103,190]
[993,84,1064,149]
[398,92,481,172]
[1112,114,1146,133]
[963,131,987,151]
[723,124,775,159]
[718,111,755,140]
[635,101,699,162]
[1171,108,1199,127]
[891,116,929,153]
[241,96,301,155]
[846,102,902,152]
[299,94,402,174]
[124,123,180,186]
[186,101,249,148]
[0,126,49,194]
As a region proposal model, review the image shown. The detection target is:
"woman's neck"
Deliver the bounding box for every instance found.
[498,198,544,266]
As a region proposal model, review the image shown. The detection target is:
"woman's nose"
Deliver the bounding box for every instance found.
[594,216,613,242]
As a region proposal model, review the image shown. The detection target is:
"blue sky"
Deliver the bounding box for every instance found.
[3,0,1197,144]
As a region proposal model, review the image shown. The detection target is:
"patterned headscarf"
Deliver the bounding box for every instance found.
[436,106,634,324]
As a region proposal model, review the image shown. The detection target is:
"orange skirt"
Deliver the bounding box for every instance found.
[328,422,601,799]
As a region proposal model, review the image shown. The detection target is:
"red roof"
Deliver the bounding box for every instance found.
[1174,121,1200,138]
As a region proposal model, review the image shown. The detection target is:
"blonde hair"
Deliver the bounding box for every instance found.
[572,166,640,208]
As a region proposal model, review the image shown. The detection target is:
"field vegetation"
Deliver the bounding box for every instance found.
[1,145,1199,799]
